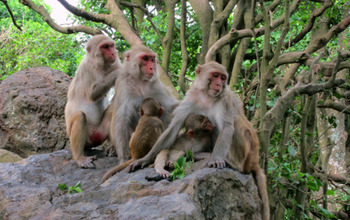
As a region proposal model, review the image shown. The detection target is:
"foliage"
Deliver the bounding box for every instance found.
[170,150,194,180]
[58,181,83,195]
[0,0,84,80]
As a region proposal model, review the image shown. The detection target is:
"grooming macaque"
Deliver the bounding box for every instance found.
[65,35,121,168]
[100,98,164,183]
[129,61,270,220]
[110,45,178,164]
[154,114,214,178]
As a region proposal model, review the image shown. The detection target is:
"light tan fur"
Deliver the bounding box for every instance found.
[65,35,121,168]
[129,61,269,219]
[109,45,178,164]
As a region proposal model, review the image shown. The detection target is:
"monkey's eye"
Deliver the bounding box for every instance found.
[151,57,155,62]
[101,44,109,49]
[221,75,227,81]
[143,56,149,61]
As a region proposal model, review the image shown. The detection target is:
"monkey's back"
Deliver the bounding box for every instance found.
[129,116,164,159]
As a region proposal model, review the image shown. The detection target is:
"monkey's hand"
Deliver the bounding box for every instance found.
[208,157,226,169]
[76,156,97,169]
[128,157,150,172]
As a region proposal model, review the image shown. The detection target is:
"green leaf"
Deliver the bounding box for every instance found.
[287,146,297,156]
[58,183,67,191]
[326,190,335,196]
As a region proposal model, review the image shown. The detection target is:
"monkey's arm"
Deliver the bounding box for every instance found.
[112,101,136,162]
[91,70,119,101]
[208,97,235,168]
[154,149,170,178]
[152,82,179,127]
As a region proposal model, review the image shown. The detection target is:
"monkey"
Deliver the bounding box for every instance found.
[100,98,164,183]
[154,114,214,178]
[129,61,270,220]
[65,34,122,168]
[110,44,178,164]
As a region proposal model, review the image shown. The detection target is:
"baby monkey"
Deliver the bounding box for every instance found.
[100,98,164,183]
[154,114,215,178]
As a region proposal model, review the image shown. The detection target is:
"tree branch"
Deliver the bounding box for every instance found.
[205,0,299,62]
[1,0,22,31]
[318,101,350,114]
[305,16,350,53]
[284,0,333,48]
[208,0,238,47]
[120,1,163,41]
[58,0,108,22]
[178,0,189,94]
[20,0,102,35]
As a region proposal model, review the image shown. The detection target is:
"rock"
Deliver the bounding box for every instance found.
[0,149,22,163]
[0,150,262,219]
[0,67,71,157]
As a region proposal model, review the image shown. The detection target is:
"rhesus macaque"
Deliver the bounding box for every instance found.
[100,98,164,183]
[110,45,178,164]
[129,61,270,220]
[155,114,214,178]
[65,35,121,168]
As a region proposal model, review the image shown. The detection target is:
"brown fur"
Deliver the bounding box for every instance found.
[100,98,164,183]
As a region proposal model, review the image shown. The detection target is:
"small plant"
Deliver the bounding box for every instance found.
[170,150,194,180]
[58,181,83,194]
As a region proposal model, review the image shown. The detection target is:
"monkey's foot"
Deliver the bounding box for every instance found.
[208,158,226,169]
[167,161,174,168]
[76,156,97,168]
[106,146,117,157]
[156,169,170,178]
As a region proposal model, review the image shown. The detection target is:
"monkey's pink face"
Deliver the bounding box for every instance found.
[100,43,116,63]
[139,53,157,79]
[208,72,227,97]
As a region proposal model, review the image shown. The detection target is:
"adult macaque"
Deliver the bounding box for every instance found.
[100,98,164,183]
[129,61,269,220]
[155,114,214,178]
[65,35,121,168]
[110,45,178,164]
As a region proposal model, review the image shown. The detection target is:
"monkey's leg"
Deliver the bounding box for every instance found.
[99,105,115,156]
[70,111,96,168]
[154,149,170,178]
[193,152,211,161]
[167,149,186,168]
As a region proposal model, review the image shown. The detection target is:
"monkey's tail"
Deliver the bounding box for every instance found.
[100,159,134,184]
[254,167,270,220]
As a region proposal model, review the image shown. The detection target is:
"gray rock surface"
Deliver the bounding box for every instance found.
[0,67,70,157]
[0,150,262,220]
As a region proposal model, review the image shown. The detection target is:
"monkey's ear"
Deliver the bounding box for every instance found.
[86,45,92,53]
[158,107,164,117]
[195,65,201,75]
[125,52,131,61]
[139,108,144,117]
[186,130,195,139]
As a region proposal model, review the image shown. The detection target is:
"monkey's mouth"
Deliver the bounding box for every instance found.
[209,89,220,96]
[144,73,154,79]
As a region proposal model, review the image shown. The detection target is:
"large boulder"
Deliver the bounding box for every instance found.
[0,150,263,219]
[0,67,71,157]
